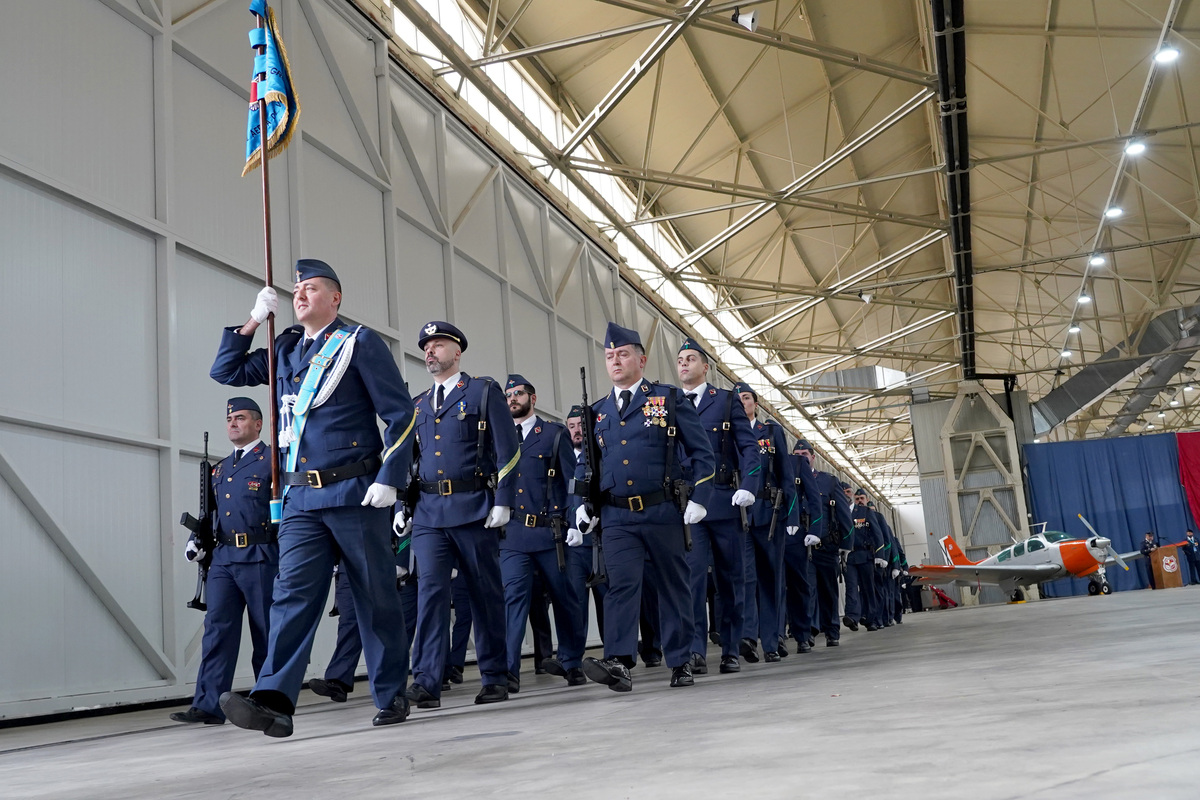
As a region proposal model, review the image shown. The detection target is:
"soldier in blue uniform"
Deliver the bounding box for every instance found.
[794,442,854,646]
[1182,530,1200,585]
[396,321,520,708]
[211,259,416,736]
[781,437,822,654]
[868,500,902,626]
[675,341,761,674]
[734,384,803,664]
[500,374,587,690]
[172,398,277,725]
[575,322,716,692]
[844,488,883,632]
[564,405,605,641]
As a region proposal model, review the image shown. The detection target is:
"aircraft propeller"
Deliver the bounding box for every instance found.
[1078,513,1129,571]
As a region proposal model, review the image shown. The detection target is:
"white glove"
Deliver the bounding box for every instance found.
[874,557,888,569]
[393,508,409,536]
[566,528,584,547]
[891,568,900,579]
[396,563,410,582]
[731,489,755,508]
[786,526,799,536]
[250,286,278,323]
[361,483,398,508]
[576,505,596,533]
[485,505,511,528]
[803,534,820,547]
[184,540,206,563]
[450,568,459,579]
[683,500,707,525]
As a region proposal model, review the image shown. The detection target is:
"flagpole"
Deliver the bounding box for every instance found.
[252,13,283,523]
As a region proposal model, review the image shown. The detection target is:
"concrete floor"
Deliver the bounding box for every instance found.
[2,588,1198,799]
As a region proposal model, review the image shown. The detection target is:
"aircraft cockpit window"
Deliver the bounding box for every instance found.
[1026,539,1046,552]
[996,549,1011,562]
[1043,531,1073,543]
[1012,543,1026,557]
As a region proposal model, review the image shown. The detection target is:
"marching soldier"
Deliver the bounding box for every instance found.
[397,321,519,708]
[868,500,902,626]
[844,488,883,632]
[781,435,822,654]
[794,442,854,647]
[675,340,761,674]
[501,374,587,689]
[171,398,277,725]
[575,323,715,692]
[734,383,802,663]
[564,405,605,640]
[211,259,416,736]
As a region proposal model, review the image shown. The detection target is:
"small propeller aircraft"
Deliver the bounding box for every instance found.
[910,515,1144,601]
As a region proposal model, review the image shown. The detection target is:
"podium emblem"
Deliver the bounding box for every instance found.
[1163,555,1179,573]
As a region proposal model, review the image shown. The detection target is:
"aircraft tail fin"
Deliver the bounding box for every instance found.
[940,535,981,566]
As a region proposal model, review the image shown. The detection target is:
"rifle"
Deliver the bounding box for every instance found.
[550,514,567,573]
[766,485,784,542]
[396,449,420,586]
[179,432,217,611]
[328,565,340,617]
[671,478,694,552]
[734,471,750,533]
[579,367,607,587]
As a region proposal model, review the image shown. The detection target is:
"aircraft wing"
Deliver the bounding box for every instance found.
[1103,550,1144,567]
[909,563,1062,585]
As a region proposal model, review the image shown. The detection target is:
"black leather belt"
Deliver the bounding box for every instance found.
[283,456,380,488]
[218,531,277,548]
[601,489,670,512]
[518,512,564,528]
[419,475,490,496]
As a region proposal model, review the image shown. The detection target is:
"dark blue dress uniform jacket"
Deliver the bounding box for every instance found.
[690,386,762,522]
[849,505,883,564]
[210,319,415,506]
[574,379,715,526]
[211,442,277,566]
[411,374,520,528]
[747,421,799,529]
[809,471,855,550]
[505,417,576,552]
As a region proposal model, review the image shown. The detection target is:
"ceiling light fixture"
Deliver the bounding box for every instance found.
[1124,140,1146,156]
[1061,349,1072,358]
[1089,255,1106,267]
[1146,422,1156,429]
[731,7,758,32]
[1171,399,1180,406]
[1159,411,1167,418]
[1155,46,1180,64]
[1104,206,1124,219]
[1186,385,1195,392]
[1078,293,1092,304]
[859,290,872,303]
[1068,324,1081,334]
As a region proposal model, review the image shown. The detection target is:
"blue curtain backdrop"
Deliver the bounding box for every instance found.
[1023,433,1195,595]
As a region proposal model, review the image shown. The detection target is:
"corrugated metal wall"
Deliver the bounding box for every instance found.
[0,0,698,719]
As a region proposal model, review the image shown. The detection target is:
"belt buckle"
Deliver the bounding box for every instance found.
[306,470,323,489]
[235,533,249,548]
[310,353,332,368]
[525,514,538,527]
[628,495,644,512]
[438,479,454,496]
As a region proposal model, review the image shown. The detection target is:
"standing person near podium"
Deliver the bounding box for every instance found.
[1140,532,1159,589]
[1181,530,1200,585]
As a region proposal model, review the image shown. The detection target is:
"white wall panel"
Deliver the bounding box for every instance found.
[395,216,447,326]
[453,258,507,376]
[509,294,556,412]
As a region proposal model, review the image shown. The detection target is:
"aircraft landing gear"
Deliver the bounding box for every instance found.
[1100,582,1112,595]
[1010,588,1025,602]
[1087,580,1112,595]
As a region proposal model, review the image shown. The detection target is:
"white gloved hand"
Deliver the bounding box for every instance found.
[803,534,821,547]
[575,505,596,533]
[891,568,900,579]
[396,563,410,583]
[361,483,398,508]
[874,557,887,569]
[566,528,584,547]
[683,500,707,525]
[731,489,756,508]
[786,526,799,537]
[184,539,206,563]
[450,568,459,579]
[485,505,511,528]
[250,286,278,323]
[393,508,409,536]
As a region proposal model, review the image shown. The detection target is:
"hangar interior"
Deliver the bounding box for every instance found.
[3,0,1200,792]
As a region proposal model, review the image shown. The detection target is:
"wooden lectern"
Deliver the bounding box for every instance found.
[1151,545,1184,589]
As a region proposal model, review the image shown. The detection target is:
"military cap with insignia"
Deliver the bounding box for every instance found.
[793,439,812,453]
[227,396,262,416]
[566,404,584,420]
[854,487,868,498]
[733,381,757,401]
[505,374,535,394]
[418,320,468,351]
[677,336,709,359]
[294,258,341,288]
[603,321,641,349]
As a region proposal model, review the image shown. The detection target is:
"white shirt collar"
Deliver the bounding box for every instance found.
[612,381,643,403]
[433,371,464,395]
[516,414,538,437]
[683,382,708,404]
[302,321,335,346]
[233,439,264,458]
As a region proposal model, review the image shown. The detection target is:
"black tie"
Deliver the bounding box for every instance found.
[619,389,632,412]
[516,423,524,443]
[235,448,244,463]
[686,391,698,406]
[435,384,445,412]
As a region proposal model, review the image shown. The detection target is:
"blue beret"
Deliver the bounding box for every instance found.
[506,374,535,393]
[733,381,756,400]
[793,439,812,453]
[294,258,340,288]
[419,320,468,351]
[678,337,708,359]
[226,397,261,416]
[854,487,868,497]
[603,321,641,349]
[566,404,584,419]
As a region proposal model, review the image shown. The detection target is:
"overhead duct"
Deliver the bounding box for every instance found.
[1031,306,1200,436]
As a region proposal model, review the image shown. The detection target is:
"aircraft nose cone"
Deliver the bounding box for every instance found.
[1089,536,1111,550]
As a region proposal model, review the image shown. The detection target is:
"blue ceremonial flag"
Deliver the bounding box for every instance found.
[243,0,300,176]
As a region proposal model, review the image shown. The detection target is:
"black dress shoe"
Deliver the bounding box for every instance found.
[309,678,349,703]
[764,651,781,663]
[798,640,813,653]
[842,615,859,632]
[866,624,881,632]
[895,618,903,625]
[372,694,409,726]
[582,657,633,692]
[506,672,521,694]
[708,630,721,645]
[641,654,663,668]
[669,663,694,687]
[534,663,547,675]
[739,638,760,663]
[690,653,708,674]
[405,682,441,709]
[719,655,740,674]
[565,667,587,686]
[541,657,567,678]
[825,636,839,647]
[884,620,894,627]
[219,692,293,738]
[475,684,509,704]
[169,706,224,725]
[446,665,464,684]
[777,641,789,656]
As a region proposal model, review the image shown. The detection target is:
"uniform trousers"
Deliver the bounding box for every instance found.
[324,569,418,689]
[811,550,843,640]
[781,534,815,645]
[843,559,879,627]
[743,521,785,651]
[686,518,745,658]
[603,523,693,669]
[192,561,275,718]
[565,543,605,643]
[501,547,588,674]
